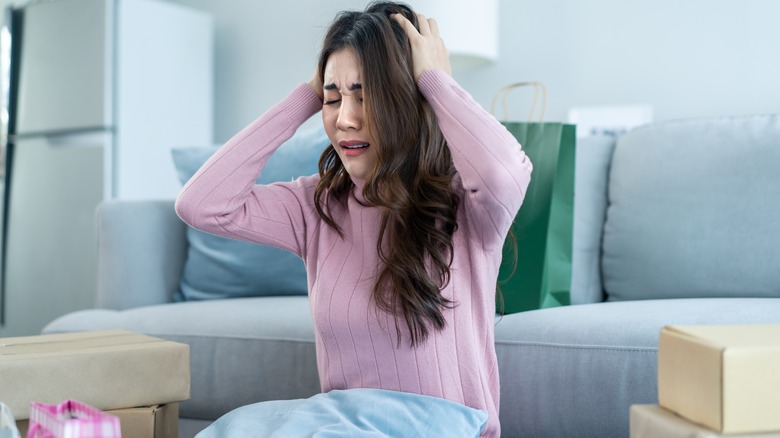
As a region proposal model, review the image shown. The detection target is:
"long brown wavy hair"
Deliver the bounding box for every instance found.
[314,2,460,347]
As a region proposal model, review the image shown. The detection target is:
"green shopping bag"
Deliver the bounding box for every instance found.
[493,82,576,314]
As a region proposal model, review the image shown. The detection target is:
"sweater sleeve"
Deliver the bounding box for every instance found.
[417,70,533,248]
[175,83,323,259]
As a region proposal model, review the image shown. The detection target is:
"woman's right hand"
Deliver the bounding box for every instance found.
[392,13,451,82]
[308,69,323,102]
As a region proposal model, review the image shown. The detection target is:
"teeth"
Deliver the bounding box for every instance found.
[344,144,368,149]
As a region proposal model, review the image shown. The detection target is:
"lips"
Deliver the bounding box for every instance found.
[339,140,369,149]
[339,140,370,156]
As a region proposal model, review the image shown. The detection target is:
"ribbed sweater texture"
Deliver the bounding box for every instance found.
[176,69,532,437]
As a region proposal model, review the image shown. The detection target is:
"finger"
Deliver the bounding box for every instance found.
[428,18,440,37]
[416,13,431,35]
[391,13,420,38]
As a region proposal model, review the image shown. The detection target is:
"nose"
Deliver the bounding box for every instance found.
[336,98,362,131]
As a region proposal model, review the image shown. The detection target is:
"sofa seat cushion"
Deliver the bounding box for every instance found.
[44,296,780,437]
[42,296,319,420]
[494,297,780,438]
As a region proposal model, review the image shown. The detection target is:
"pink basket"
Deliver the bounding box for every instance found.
[27,400,121,438]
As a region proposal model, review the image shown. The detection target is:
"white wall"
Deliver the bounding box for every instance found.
[6,0,778,142]
[459,0,780,124]
[164,0,367,142]
[167,0,779,143]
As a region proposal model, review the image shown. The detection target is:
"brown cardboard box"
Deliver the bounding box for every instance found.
[17,403,179,438]
[113,404,179,438]
[630,404,780,438]
[0,330,189,420]
[658,324,780,434]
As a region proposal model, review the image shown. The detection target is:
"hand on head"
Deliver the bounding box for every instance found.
[392,13,452,82]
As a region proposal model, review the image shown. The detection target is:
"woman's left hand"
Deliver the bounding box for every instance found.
[392,13,452,82]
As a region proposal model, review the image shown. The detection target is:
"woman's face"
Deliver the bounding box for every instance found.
[321,48,378,181]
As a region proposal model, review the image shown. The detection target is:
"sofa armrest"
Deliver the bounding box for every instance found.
[97,199,187,309]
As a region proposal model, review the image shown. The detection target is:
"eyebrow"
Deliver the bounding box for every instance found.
[323,82,362,91]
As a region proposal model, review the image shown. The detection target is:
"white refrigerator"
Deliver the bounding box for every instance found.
[0,0,213,336]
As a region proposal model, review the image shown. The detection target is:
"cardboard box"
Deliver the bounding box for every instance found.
[0,330,189,420]
[17,403,179,438]
[658,324,780,434]
[112,403,179,438]
[630,404,780,438]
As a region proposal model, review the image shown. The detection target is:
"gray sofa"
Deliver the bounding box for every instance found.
[44,114,780,437]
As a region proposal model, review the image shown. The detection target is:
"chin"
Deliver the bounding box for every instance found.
[345,170,367,180]
[342,163,367,180]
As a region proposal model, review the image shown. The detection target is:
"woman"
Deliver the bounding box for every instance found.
[176,2,532,436]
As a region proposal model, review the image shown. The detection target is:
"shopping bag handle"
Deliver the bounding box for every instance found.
[490,81,548,122]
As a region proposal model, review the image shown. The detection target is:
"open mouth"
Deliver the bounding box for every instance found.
[339,141,370,156]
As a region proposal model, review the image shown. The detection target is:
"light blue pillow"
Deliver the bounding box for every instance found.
[171,125,330,301]
[196,388,488,438]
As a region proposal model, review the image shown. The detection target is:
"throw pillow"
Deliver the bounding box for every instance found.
[196,388,488,438]
[570,134,616,304]
[602,114,780,301]
[171,124,330,301]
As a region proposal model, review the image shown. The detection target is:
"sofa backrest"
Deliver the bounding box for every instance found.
[601,114,780,301]
[97,200,187,309]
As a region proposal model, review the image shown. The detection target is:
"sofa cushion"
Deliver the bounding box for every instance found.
[571,134,616,304]
[42,296,320,420]
[171,125,330,301]
[494,297,780,438]
[43,295,780,436]
[602,114,780,301]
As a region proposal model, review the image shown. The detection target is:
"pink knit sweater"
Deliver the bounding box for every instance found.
[176,70,532,437]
